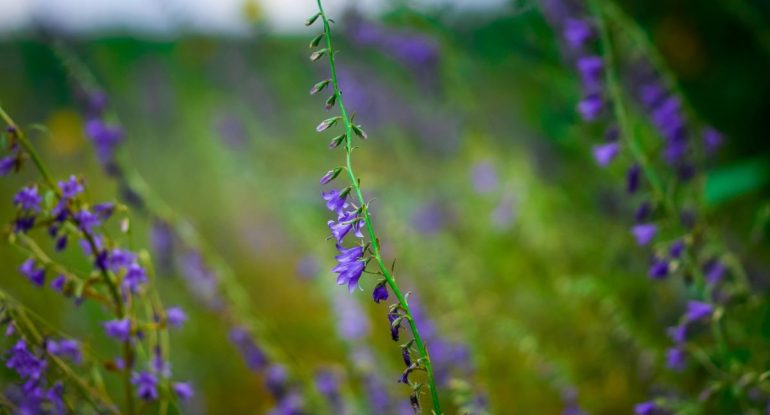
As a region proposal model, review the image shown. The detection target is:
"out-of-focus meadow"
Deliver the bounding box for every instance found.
[1,0,770,413]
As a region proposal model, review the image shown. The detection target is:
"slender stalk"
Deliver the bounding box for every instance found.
[313,2,442,413]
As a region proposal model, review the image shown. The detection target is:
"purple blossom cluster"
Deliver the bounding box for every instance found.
[82,90,125,174]
[3,338,66,414]
[540,0,743,412]
[1,121,193,409]
[541,0,619,169]
[309,8,444,412]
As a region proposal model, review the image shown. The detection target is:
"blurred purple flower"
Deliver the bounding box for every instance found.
[13,186,42,212]
[104,319,132,341]
[19,259,45,286]
[132,371,158,401]
[684,301,713,322]
[471,162,499,194]
[592,142,619,167]
[631,224,657,246]
[229,328,268,371]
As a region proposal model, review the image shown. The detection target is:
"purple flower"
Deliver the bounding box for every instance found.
[666,347,686,371]
[470,161,499,194]
[332,245,366,293]
[322,189,348,214]
[704,260,726,285]
[634,202,652,223]
[388,312,402,342]
[592,142,619,167]
[13,186,42,212]
[634,401,659,415]
[47,339,82,364]
[73,209,100,234]
[132,371,158,401]
[104,318,132,341]
[648,259,669,279]
[93,203,115,221]
[626,164,641,194]
[166,307,187,328]
[173,382,194,400]
[229,328,268,371]
[667,325,687,344]
[84,119,124,164]
[577,94,603,121]
[684,301,713,322]
[58,175,84,199]
[0,155,16,176]
[563,18,593,48]
[639,83,665,108]
[576,56,604,90]
[6,339,47,380]
[372,281,389,303]
[51,275,66,292]
[55,235,68,252]
[19,259,45,286]
[109,249,137,272]
[669,240,685,258]
[631,223,657,246]
[122,263,148,293]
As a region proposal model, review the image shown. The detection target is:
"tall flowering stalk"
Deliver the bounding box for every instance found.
[542,0,767,411]
[0,107,193,414]
[308,2,443,413]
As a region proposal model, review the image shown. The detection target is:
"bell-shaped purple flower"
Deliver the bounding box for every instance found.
[132,371,158,401]
[372,281,389,303]
[684,301,713,322]
[104,318,132,341]
[563,18,593,48]
[166,307,187,328]
[592,142,619,167]
[13,186,42,212]
[631,223,657,246]
[666,347,686,371]
[648,259,669,279]
[332,245,365,293]
[322,189,348,214]
[58,175,84,199]
[173,382,194,400]
[577,94,603,121]
[19,259,45,286]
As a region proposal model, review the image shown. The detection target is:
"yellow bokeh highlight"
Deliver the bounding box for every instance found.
[46,109,85,156]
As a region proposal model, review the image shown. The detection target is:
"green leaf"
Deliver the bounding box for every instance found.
[705,158,770,206]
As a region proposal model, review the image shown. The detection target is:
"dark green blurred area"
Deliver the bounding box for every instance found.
[0,1,769,413]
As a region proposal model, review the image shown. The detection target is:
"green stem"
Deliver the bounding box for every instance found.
[314,2,442,413]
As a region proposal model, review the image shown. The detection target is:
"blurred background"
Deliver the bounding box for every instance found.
[1,0,770,413]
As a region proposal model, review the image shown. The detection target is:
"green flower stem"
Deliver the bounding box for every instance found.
[0,106,136,415]
[314,1,442,413]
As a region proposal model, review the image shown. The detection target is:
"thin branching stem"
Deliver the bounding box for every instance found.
[0,106,137,415]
